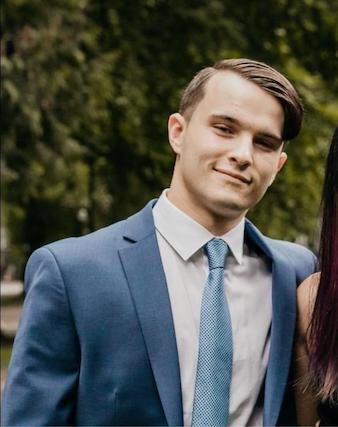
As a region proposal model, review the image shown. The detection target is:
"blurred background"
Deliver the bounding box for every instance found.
[1,0,337,393]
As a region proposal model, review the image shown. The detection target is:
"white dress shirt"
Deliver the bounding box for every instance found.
[152,190,272,426]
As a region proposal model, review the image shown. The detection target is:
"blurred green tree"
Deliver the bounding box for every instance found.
[2,0,113,266]
[1,0,337,273]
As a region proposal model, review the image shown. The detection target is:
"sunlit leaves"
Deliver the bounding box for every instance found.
[2,0,337,269]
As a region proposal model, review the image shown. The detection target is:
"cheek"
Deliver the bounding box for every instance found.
[182,143,215,169]
[256,157,280,181]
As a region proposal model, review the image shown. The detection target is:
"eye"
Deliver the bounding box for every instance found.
[213,125,234,135]
[255,138,276,150]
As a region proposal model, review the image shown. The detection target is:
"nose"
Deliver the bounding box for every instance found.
[228,133,253,168]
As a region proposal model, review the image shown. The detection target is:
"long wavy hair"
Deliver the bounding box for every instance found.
[308,126,338,401]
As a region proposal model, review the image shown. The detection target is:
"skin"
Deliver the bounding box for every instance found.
[167,70,287,235]
[295,273,320,426]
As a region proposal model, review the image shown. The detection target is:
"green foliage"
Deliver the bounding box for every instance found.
[2,0,337,273]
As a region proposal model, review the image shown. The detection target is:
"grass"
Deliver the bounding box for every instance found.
[1,343,13,370]
[0,295,24,307]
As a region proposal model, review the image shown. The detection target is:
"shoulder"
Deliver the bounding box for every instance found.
[25,200,157,287]
[50,220,126,251]
[297,273,320,337]
[46,219,127,256]
[245,219,317,280]
[267,237,316,263]
[267,237,317,274]
[43,198,156,260]
[266,237,317,281]
[246,220,316,266]
[297,272,320,302]
[23,219,132,300]
[25,219,127,277]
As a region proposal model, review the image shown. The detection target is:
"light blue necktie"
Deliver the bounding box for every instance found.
[192,238,233,427]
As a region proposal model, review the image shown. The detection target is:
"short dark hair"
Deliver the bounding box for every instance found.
[179,58,304,141]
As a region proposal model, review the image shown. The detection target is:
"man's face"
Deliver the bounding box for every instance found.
[168,70,287,225]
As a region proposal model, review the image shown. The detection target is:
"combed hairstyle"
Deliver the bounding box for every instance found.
[179,58,304,141]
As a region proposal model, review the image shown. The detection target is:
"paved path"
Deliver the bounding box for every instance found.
[1,304,22,397]
[1,369,7,396]
[1,281,23,298]
[1,304,22,338]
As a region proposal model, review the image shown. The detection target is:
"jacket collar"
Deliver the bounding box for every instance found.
[122,201,297,427]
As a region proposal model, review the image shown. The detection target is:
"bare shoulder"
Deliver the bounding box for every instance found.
[297,273,320,337]
[298,272,320,302]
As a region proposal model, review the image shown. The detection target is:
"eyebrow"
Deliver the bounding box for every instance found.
[209,114,283,145]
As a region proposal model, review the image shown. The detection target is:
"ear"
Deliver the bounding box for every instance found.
[269,151,288,186]
[168,113,186,155]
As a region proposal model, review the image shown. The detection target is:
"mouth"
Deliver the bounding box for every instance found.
[213,167,252,184]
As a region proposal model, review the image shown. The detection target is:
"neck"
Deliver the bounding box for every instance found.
[166,188,246,236]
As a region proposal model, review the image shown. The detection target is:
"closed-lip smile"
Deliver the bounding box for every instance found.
[214,167,252,184]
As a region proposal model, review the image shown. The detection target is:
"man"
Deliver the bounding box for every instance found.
[2,59,316,426]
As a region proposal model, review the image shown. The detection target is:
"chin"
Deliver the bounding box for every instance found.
[216,191,249,209]
[207,197,248,218]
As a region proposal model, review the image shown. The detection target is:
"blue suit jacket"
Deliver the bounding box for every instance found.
[2,200,316,426]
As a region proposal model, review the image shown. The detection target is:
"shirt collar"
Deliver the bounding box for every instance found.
[152,189,244,264]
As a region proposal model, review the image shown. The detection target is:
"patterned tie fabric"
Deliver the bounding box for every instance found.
[192,238,233,427]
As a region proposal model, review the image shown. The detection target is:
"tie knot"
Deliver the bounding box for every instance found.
[204,238,229,270]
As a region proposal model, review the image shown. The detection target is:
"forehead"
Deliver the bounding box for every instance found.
[194,70,284,132]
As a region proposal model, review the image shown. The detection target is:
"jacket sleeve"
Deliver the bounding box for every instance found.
[295,248,318,285]
[1,247,80,426]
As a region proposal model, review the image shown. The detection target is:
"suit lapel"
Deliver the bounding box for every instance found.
[264,248,297,427]
[118,201,183,426]
[245,221,297,427]
[117,207,297,427]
